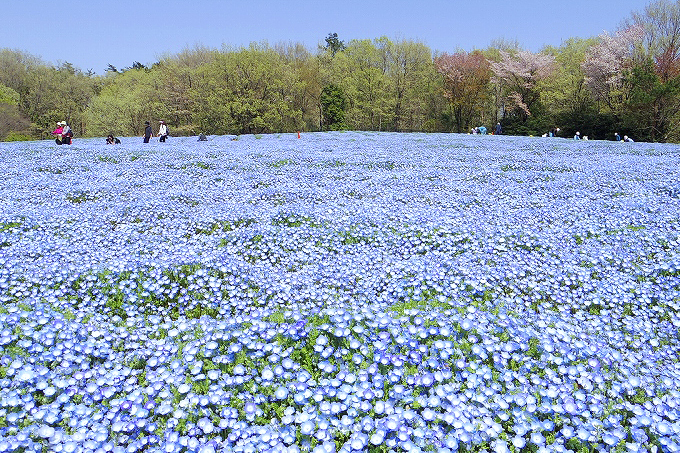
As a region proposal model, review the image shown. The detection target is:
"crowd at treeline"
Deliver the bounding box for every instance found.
[1,0,679,143]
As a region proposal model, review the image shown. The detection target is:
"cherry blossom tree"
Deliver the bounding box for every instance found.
[581,26,643,111]
[583,1,680,141]
[490,50,555,121]
[628,0,680,82]
[625,0,680,141]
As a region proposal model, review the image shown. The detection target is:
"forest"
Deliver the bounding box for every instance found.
[2,0,680,143]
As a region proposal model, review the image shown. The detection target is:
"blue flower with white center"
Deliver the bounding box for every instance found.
[197,417,214,435]
[300,420,315,435]
[512,435,526,449]
[422,408,436,421]
[350,433,368,450]
[370,429,386,445]
[37,425,55,439]
[261,367,274,381]
[530,432,545,445]
[275,386,289,400]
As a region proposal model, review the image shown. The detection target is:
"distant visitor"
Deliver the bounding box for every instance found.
[158,120,169,142]
[61,121,73,145]
[52,121,72,145]
[106,134,121,145]
[143,121,152,143]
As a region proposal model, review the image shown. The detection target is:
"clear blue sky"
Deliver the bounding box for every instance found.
[3,0,649,74]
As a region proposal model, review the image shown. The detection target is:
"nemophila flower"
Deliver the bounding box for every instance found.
[0,134,679,450]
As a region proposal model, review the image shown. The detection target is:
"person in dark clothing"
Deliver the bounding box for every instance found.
[494,122,502,135]
[106,134,121,144]
[198,133,208,141]
[143,121,153,143]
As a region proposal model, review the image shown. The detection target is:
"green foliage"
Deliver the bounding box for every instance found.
[320,84,347,130]
[264,310,289,324]
[3,131,31,141]
[0,221,22,232]
[0,83,19,105]
[191,44,304,135]
[0,82,31,139]
[324,33,346,56]
[527,337,542,359]
[623,57,680,142]
[85,68,165,137]
[4,15,680,142]
[540,38,599,135]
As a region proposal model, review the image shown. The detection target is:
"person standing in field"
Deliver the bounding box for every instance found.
[143,121,153,143]
[158,120,168,142]
[494,122,502,135]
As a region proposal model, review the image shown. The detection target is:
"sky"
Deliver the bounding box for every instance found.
[3,0,650,74]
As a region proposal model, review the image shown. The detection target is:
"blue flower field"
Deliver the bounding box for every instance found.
[0,132,679,453]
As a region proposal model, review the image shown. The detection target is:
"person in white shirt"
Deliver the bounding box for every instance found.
[158,120,168,142]
[61,121,73,145]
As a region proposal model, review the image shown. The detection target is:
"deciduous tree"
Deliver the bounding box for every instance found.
[435,51,491,132]
[332,39,390,130]
[581,26,642,111]
[385,39,434,131]
[491,50,555,122]
[190,43,302,135]
[541,38,603,137]
[624,0,680,141]
[0,83,30,140]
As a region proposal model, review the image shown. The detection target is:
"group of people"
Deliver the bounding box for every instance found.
[470,123,503,135]
[103,120,169,145]
[53,119,639,145]
[573,131,634,142]
[143,120,169,143]
[464,123,635,142]
[614,132,635,142]
[541,127,560,137]
[51,121,73,145]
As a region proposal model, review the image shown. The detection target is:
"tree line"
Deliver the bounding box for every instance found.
[2,0,680,142]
